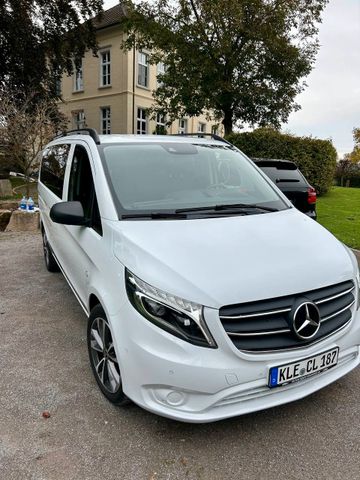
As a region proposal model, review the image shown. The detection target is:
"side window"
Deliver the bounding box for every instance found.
[68,145,102,236]
[40,144,70,198]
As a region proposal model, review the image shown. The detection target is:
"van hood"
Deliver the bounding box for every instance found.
[112,208,355,309]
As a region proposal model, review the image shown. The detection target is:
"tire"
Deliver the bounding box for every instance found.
[42,228,60,272]
[87,304,130,406]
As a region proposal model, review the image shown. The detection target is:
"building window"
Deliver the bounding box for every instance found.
[137,108,147,134]
[73,110,86,129]
[198,122,206,134]
[73,61,84,92]
[155,113,167,134]
[211,125,219,136]
[156,113,166,127]
[55,78,62,96]
[178,118,187,134]
[156,62,166,87]
[138,52,149,87]
[100,107,111,134]
[100,50,111,86]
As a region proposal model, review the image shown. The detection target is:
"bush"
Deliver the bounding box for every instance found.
[226,128,337,195]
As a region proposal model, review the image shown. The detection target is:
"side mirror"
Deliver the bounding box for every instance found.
[50,201,89,226]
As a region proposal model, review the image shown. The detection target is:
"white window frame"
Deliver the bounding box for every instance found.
[198,122,206,134]
[100,50,111,87]
[211,125,219,136]
[73,61,84,92]
[156,62,166,88]
[178,118,187,134]
[138,52,149,88]
[100,107,111,135]
[137,108,147,135]
[73,110,86,130]
[156,113,166,127]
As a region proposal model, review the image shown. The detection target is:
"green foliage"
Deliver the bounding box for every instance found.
[121,0,328,134]
[335,160,360,188]
[0,0,102,101]
[344,127,360,164]
[153,125,168,135]
[227,128,337,194]
[317,187,360,249]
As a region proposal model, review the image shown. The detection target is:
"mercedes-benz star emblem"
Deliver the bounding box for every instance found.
[292,302,321,340]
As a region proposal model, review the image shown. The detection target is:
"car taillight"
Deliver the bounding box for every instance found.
[307,187,317,204]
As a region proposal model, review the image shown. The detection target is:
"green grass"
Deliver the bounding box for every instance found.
[9,176,28,188]
[317,187,360,250]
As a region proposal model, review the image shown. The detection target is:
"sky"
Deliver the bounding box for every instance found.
[103,0,360,157]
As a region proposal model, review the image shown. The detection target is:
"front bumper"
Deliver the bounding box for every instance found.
[110,301,360,423]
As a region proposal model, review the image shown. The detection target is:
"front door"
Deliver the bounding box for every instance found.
[58,144,103,311]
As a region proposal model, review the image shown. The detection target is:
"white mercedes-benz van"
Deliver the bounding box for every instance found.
[38,129,360,423]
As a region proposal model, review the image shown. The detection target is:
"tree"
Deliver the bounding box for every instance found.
[336,159,358,187]
[121,0,328,135]
[344,128,360,164]
[0,87,67,196]
[0,0,103,101]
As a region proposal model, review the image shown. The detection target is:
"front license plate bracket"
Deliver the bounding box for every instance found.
[268,347,339,388]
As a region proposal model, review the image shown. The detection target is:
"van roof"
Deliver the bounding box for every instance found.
[51,131,230,148]
[98,134,226,146]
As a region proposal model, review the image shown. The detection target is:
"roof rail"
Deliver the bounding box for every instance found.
[170,133,233,147]
[53,128,101,145]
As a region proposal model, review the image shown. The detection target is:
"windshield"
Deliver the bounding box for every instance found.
[100,142,288,217]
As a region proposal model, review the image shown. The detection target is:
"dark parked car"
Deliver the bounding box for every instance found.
[252,158,317,220]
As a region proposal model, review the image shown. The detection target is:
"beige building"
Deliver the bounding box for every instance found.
[59,5,222,137]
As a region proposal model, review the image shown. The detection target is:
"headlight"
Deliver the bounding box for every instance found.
[125,269,217,348]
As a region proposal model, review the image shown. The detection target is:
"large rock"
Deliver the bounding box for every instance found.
[0,200,19,210]
[0,179,13,197]
[0,209,11,231]
[5,210,40,232]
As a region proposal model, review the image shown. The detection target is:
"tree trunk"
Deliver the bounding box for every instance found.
[222,110,233,137]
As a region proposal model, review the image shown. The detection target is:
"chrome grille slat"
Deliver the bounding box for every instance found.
[219,280,355,352]
[315,286,355,305]
[220,307,291,320]
[228,328,290,337]
[321,300,355,322]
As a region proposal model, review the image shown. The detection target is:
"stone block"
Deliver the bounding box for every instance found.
[5,210,40,232]
[0,209,11,231]
[0,200,19,210]
[0,179,13,197]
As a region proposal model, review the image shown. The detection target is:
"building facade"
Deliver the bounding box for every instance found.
[59,5,222,137]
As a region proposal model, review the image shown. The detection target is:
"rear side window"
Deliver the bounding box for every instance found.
[40,144,70,198]
[258,165,307,187]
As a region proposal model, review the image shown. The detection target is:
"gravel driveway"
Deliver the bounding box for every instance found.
[1,232,360,480]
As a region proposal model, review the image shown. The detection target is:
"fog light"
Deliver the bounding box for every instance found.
[166,391,186,406]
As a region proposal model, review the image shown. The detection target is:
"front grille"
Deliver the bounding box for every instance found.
[219,281,355,352]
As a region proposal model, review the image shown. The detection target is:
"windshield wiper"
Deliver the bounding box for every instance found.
[176,203,279,214]
[121,212,188,220]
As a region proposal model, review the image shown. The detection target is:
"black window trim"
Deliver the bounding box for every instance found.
[67,143,103,236]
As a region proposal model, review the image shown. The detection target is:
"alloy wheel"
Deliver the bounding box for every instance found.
[89,317,121,393]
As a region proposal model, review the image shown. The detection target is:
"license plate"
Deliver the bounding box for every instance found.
[268,347,339,388]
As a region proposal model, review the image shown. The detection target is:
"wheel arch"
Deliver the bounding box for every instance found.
[89,293,101,313]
